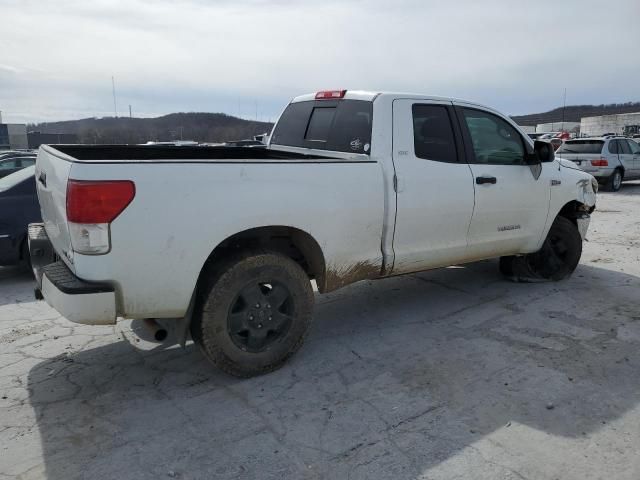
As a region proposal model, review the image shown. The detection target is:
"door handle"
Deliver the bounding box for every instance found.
[476,176,497,185]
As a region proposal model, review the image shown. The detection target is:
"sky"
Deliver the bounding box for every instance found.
[0,0,638,124]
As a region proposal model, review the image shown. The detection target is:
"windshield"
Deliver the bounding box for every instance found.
[557,140,604,154]
[0,165,35,192]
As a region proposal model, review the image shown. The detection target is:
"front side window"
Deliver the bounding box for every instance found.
[619,140,632,154]
[462,109,525,165]
[627,140,640,154]
[412,104,458,163]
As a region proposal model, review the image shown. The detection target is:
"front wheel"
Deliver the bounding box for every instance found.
[191,250,314,377]
[500,216,583,282]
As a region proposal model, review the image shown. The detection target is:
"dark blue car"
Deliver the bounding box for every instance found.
[0,166,41,266]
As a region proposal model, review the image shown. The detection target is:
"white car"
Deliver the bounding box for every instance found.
[30,90,598,377]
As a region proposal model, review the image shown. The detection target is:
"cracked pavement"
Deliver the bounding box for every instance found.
[2,183,640,479]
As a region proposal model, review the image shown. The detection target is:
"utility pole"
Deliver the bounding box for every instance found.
[561,88,567,131]
[112,76,118,117]
[129,105,132,118]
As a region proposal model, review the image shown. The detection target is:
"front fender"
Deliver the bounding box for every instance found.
[536,166,597,249]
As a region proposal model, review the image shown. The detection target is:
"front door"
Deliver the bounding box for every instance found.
[617,139,635,178]
[454,105,551,257]
[390,99,475,274]
[623,139,640,179]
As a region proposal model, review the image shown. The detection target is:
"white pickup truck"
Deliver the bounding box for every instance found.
[30,90,597,377]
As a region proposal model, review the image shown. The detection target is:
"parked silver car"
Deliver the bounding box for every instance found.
[556,137,640,191]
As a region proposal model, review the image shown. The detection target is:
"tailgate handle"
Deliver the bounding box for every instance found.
[476,176,497,185]
[38,171,47,188]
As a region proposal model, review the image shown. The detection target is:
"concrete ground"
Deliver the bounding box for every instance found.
[1,183,640,480]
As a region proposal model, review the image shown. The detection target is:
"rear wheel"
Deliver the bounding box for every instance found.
[500,216,583,282]
[191,250,314,377]
[606,169,623,192]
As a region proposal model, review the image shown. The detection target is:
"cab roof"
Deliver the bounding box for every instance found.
[290,90,493,110]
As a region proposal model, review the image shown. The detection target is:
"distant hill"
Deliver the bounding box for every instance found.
[512,102,640,126]
[28,113,274,144]
[28,102,640,143]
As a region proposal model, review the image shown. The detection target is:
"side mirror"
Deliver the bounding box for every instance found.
[528,140,555,163]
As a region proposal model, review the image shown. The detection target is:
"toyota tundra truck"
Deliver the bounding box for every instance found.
[29,90,598,377]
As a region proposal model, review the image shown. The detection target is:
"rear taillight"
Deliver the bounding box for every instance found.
[66,180,135,254]
[590,159,608,167]
[315,90,346,100]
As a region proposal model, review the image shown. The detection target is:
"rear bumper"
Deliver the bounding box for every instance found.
[29,223,117,325]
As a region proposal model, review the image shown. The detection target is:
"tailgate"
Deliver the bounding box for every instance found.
[35,145,74,269]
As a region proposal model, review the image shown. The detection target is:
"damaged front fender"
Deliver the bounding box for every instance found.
[577,177,598,209]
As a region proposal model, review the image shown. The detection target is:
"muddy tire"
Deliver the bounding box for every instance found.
[606,169,623,192]
[191,250,314,378]
[498,256,515,276]
[505,216,583,282]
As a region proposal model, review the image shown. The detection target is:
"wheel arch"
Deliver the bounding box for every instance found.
[197,225,327,293]
[556,200,594,226]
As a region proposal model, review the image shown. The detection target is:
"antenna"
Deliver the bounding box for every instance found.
[112,76,118,117]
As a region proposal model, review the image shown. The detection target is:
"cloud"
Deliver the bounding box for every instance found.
[0,0,638,123]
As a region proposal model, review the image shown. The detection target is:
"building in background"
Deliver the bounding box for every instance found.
[517,125,537,134]
[535,121,580,135]
[580,112,640,137]
[0,124,28,150]
[27,131,78,149]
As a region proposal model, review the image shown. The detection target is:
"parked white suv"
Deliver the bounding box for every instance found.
[556,137,640,191]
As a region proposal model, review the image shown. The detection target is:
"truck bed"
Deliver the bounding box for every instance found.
[35,143,386,321]
[48,144,344,162]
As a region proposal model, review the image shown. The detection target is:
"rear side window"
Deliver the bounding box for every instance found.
[412,104,458,162]
[271,99,372,154]
[557,140,604,154]
[608,141,619,154]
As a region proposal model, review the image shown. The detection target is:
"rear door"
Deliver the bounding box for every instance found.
[390,99,475,273]
[455,105,550,257]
